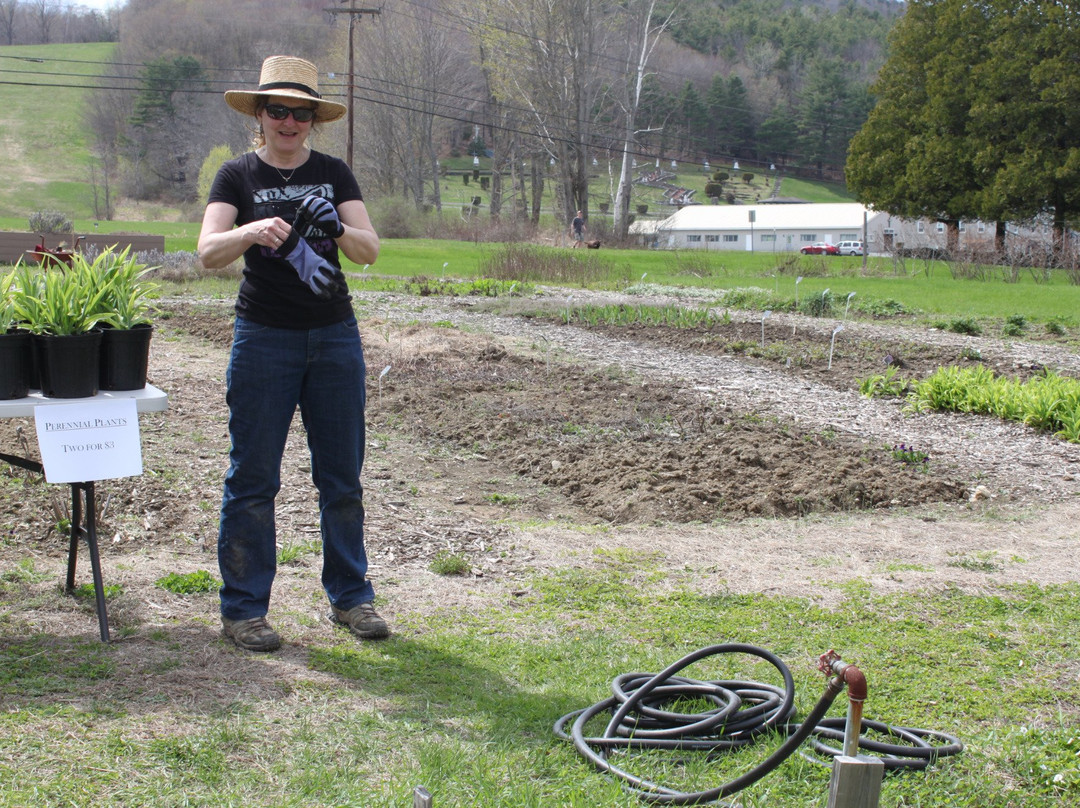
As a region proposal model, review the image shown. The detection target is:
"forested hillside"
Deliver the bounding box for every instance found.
[0,0,903,225]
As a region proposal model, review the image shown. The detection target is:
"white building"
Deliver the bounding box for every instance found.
[634,203,885,252]
[630,202,1062,256]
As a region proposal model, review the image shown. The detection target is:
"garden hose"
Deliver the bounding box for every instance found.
[554,643,963,805]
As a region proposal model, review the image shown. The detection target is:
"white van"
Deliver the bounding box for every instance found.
[835,240,865,256]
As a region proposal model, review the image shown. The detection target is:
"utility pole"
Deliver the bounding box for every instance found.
[326,2,381,172]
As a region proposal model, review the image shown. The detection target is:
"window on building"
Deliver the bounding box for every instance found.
[800,234,816,243]
[723,234,738,243]
[936,222,945,233]
[687,234,702,243]
[705,234,719,242]
[977,222,986,233]
[839,234,858,241]
[917,222,925,234]
[958,221,966,232]
[760,234,776,243]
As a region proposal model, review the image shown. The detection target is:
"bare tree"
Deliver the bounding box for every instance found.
[351,0,476,211]
[26,0,59,43]
[611,0,677,240]
[0,0,18,45]
[477,0,610,225]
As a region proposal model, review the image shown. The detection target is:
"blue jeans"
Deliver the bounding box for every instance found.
[218,316,373,621]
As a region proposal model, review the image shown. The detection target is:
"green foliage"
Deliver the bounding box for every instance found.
[130,56,206,127]
[154,570,220,595]
[197,145,233,206]
[94,246,161,329]
[947,316,982,336]
[908,366,1080,442]
[858,365,910,398]
[570,303,723,329]
[847,0,1080,238]
[6,247,159,335]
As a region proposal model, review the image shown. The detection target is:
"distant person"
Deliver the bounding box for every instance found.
[197,55,388,652]
[570,210,586,247]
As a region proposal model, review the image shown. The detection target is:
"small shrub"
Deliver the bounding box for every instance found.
[1046,319,1068,336]
[1002,314,1027,338]
[28,210,73,234]
[947,317,982,336]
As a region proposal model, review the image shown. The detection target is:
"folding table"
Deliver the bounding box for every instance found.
[0,385,168,641]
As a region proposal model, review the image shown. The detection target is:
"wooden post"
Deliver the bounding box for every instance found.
[413,786,432,807]
[826,755,883,808]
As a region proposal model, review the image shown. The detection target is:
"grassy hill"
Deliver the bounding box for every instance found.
[0,42,118,219]
[0,42,852,230]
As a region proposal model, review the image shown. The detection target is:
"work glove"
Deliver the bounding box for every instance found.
[279,225,345,299]
[296,195,345,238]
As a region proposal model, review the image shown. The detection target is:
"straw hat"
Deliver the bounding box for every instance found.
[224,55,346,124]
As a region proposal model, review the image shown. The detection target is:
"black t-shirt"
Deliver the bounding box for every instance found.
[208,150,364,329]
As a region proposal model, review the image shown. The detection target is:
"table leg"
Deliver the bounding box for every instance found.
[65,481,110,642]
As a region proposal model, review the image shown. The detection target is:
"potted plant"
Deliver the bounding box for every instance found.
[9,255,111,398]
[93,246,160,391]
[0,271,33,400]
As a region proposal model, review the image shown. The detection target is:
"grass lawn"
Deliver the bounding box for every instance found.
[2,562,1077,806]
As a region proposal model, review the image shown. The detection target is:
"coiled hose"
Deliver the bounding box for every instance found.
[554,643,962,806]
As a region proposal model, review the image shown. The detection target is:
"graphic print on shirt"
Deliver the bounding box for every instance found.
[253,183,337,257]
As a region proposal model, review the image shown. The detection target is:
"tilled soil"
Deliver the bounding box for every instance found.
[2,285,1079,649]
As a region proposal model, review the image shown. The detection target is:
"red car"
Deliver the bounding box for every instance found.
[800,242,839,255]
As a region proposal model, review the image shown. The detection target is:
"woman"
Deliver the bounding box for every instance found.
[198,55,386,651]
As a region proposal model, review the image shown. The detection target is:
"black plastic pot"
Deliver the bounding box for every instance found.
[99,323,153,391]
[0,329,33,400]
[35,329,103,399]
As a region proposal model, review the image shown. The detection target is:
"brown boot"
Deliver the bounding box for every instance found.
[329,602,390,640]
[222,616,281,652]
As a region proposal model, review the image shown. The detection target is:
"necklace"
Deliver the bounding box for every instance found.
[273,165,296,184]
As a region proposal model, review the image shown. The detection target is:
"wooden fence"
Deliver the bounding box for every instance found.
[0,231,166,265]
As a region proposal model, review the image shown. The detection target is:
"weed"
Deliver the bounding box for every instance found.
[277,540,321,565]
[72,582,122,599]
[429,550,471,576]
[946,551,1003,573]
[0,558,49,587]
[155,570,220,594]
[486,492,521,506]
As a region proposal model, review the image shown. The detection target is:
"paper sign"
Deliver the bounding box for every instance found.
[34,399,143,483]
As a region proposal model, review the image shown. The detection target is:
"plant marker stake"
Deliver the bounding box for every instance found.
[845,291,855,320]
[378,364,391,401]
[822,288,830,308]
[793,276,803,334]
[761,310,771,348]
[828,325,844,370]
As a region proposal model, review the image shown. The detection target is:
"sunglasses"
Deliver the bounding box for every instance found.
[263,103,316,123]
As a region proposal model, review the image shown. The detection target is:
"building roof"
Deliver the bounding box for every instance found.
[657,202,876,231]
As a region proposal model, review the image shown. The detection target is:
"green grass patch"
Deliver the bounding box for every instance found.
[1,563,1078,805]
[154,570,221,594]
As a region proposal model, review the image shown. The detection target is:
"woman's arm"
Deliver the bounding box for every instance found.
[334,199,380,266]
[197,201,291,269]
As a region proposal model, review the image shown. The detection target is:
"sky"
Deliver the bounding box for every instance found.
[69,0,124,12]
